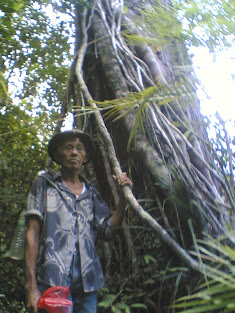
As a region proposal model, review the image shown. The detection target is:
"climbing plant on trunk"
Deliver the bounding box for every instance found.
[59,1,234,310]
[1,0,234,311]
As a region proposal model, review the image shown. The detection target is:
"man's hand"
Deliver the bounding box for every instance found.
[26,286,41,313]
[113,172,133,191]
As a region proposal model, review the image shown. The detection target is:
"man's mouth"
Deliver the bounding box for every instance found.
[69,159,79,163]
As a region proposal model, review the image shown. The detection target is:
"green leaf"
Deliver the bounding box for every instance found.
[112,307,122,313]
[12,1,24,12]
[144,254,157,265]
[116,302,130,312]
[98,294,116,307]
[131,303,148,309]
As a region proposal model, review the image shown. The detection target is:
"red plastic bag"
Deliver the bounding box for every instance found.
[37,286,73,313]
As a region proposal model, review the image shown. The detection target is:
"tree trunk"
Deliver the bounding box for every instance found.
[68,0,234,311]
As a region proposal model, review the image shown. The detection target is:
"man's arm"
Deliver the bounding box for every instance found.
[25,216,41,313]
[110,172,133,233]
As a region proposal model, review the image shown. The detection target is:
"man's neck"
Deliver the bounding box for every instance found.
[61,168,81,184]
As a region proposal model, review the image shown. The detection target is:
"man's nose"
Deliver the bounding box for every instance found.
[71,147,79,154]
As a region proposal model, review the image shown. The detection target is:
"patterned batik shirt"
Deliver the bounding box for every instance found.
[26,170,112,292]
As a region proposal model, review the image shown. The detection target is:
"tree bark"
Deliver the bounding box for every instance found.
[69,0,235,310]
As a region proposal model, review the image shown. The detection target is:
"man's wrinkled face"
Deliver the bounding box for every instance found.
[55,138,88,169]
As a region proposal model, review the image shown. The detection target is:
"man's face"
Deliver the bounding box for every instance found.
[55,137,88,170]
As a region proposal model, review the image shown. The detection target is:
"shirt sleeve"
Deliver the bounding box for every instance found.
[92,186,112,240]
[25,175,47,222]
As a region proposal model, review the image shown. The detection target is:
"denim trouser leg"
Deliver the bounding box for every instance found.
[71,291,97,313]
[67,249,97,313]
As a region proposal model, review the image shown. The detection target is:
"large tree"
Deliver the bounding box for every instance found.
[1,0,234,312]
[64,0,234,311]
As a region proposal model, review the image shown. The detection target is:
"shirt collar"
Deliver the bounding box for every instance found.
[39,170,92,189]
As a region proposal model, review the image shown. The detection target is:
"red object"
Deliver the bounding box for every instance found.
[37,286,73,313]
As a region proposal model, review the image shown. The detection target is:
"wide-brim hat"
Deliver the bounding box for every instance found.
[48,129,95,164]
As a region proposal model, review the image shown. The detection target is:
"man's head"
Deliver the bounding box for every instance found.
[48,130,95,165]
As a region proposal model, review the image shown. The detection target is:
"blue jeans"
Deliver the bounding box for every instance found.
[66,256,97,313]
[70,289,97,313]
[38,251,97,313]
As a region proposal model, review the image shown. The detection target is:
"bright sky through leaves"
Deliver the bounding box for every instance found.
[192,46,235,137]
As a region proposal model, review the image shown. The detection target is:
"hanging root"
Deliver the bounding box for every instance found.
[71,0,235,273]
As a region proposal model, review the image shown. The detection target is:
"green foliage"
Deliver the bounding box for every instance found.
[0,258,27,313]
[144,254,157,264]
[95,84,184,149]
[124,0,235,52]
[0,104,49,233]
[0,99,51,311]
[0,0,25,107]
[129,1,185,50]
[0,1,75,308]
[173,236,235,312]
[1,0,73,113]
[0,72,8,106]
[97,226,189,313]
[0,0,25,40]
[98,287,147,313]
[0,1,234,312]
[176,0,235,51]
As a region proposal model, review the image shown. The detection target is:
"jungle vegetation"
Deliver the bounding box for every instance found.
[0,0,234,312]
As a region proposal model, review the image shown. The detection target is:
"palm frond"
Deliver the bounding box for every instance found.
[173,235,235,312]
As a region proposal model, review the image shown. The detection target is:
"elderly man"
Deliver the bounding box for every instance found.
[25,130,132,313]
